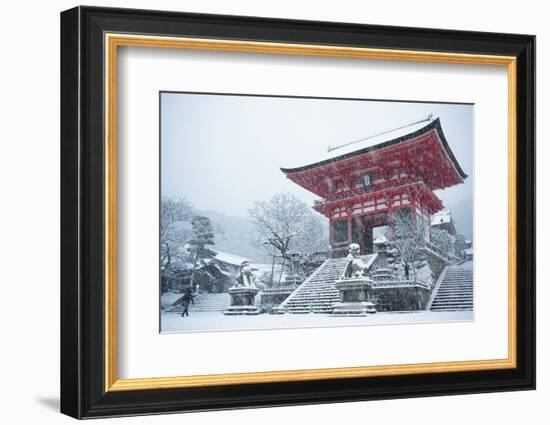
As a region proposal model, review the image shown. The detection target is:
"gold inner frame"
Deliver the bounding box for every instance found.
[104,33,517,392]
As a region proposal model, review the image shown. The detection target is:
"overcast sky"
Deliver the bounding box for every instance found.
[161,92,473,228]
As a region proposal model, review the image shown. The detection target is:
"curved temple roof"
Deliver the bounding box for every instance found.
[280,118,467,180]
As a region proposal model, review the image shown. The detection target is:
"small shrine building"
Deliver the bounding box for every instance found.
[281,118,467,256]
[431,209,457,235]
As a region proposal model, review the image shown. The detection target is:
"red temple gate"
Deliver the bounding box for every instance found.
[281,118,467,256]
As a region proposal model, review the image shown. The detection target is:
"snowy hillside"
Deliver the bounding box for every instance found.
[198,209,271,263]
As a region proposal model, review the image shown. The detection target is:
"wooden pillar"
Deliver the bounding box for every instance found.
[411,192,417,224]
[364,220,373,254]
[428,210,432,242]
[357,216,366,254]
[347,215,352,245]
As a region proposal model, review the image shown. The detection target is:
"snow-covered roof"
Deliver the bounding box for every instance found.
[213,250,248,266]
[281,117,466,179]
[211,250,273,271]
[250,263,274,273]
[324,120,433,161]
[431,209,453,226]
[281,118,467,202]
[282,117,435,169]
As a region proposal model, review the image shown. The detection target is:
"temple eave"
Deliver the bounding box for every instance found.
[280,118,467,181]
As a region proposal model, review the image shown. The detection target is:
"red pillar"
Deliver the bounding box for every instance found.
[347,215,352,245]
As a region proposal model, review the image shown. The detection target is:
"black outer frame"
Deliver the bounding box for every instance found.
[60,6,535,419]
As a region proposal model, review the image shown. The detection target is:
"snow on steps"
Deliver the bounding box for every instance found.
[277,254,377,314]
[168,292,261,313]
[428,261,473,312]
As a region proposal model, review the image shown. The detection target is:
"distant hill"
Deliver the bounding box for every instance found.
[197,209,271,263]
[199,201,472,261]
[444,198,474,241]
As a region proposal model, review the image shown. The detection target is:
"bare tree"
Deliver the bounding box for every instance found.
[388,208,425,281]
[291,212,328,263]
[249,193,328,283]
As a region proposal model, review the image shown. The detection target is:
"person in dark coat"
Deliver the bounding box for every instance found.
[180,287,195,317]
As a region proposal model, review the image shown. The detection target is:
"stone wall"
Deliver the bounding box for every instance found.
[368,245,449,310]
[371,285,432,311]
[372,246,449,290]
[260,287,297,310]
[422,247,451,288]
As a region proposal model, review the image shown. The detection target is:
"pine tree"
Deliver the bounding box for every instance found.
[187,216,216,289]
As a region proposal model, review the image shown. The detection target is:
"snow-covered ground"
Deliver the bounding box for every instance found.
[161,310,473,333]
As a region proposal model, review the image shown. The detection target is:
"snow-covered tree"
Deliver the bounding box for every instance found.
[187,215,216,289]
[454,234,469,258]
[160,198,194,291]
[431,227,456,257]
[388,208,425,281]
[249,193,328,282]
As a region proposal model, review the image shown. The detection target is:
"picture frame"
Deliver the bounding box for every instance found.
[60,5,535,419]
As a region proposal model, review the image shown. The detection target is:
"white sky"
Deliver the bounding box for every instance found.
[161,92,473,225]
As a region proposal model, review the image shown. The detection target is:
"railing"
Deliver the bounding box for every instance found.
[426,265,449,310]
[262,285,299,295]
[371,280,431,290]
[313,177,422,207]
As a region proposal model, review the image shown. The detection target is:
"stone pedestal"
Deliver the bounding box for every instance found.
[224,286,260,315]
[332,277,376,315]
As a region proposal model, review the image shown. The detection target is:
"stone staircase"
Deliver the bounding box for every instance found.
[168,292,261,313]
[277,254,377,314]
[168,293,229,313]
[428,261,473,312]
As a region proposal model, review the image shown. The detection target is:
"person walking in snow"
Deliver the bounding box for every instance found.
[180,287,195,317]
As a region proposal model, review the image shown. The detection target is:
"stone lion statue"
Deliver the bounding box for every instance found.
[235,260,255,288]
[341,243,369,279]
